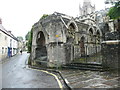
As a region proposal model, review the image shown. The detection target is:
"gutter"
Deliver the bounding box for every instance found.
[0,29,18,41]
[28,65,72,90]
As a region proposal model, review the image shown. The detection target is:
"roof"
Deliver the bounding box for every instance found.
[0,24,18,41]
[33,12,90,30]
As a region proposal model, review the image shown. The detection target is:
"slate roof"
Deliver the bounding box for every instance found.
[0,24,18,41]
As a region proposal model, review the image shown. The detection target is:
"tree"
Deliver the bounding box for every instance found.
[40,14,49,19]
[25,31,31,40]
[108,1,120,19]
[107,1,120,31]
[26,28,33,53]
[17,36,23,41]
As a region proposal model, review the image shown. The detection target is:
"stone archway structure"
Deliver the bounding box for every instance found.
[65,20,78,63]
[87,26,96,55]
[66,23,76,43]
[35,31,47,61]
[67,19,78,32]
[31,12,104,67]
[80,36,85,57]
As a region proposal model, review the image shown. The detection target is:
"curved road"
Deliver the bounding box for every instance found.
[2,52,60,88]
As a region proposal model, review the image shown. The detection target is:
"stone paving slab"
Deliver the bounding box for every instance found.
[60,69,119,88]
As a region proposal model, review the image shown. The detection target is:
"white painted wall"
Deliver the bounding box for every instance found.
[0,31,8,61]
[0,30,18,61]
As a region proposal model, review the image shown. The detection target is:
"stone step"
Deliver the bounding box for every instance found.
[65,65,103,69]
[62,65,103,71]
[70,62,102,67]
[62,62,104,71]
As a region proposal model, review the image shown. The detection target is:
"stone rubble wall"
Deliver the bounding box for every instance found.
[47,43,66,67]
[102,43,119,70]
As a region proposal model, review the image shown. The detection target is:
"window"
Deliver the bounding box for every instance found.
[2,47,4,54]
[10,39,12,47]
[96,31,100,43]
[5,48,7,53]
[89,29,93,42]
[5,36,7,40]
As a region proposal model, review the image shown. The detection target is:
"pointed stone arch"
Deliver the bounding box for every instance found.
[66,19,78,44]
[67,19,78,32]
[87,26,95,35]
[96,28,102,37]
[80,36,85,56]
[35,31,47,61]
[36,31,46,46]
[87,27,94,43]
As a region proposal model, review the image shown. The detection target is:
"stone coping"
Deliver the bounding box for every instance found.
[102,40,120,44]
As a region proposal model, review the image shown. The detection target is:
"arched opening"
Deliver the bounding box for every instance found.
[89,28,94,43]
[35,31,47,61]
[80,36,85,57]
[65,23,76,63]
[104,23,109,32]
[37,31,45,46]
[96,30,100,43]
[67,23,76,43]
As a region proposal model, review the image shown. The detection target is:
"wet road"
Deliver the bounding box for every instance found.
[2,52,60,88]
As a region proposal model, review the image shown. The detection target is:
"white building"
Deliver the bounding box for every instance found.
[0,18,18,61]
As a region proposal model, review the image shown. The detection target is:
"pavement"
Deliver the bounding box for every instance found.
[60,69,120,88]
[1,52,61,88]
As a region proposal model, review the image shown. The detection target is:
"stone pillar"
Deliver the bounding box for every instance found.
[102,40,120,71]
[47,43,66,67]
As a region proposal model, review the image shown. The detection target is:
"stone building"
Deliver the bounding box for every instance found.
[31,11,102,67]
[79,0,95,16]
[30,0,104,67]
[30,0,119,69]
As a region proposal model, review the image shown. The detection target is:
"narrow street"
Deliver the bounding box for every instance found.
[2,52,60,88]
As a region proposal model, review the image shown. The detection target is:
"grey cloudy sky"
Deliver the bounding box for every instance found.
[0,0,106,40]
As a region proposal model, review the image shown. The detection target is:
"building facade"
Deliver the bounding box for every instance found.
[0,18,18,61]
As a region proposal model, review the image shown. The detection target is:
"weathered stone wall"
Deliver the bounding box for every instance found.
[102,42,120,70]
[31,14,68,67]
[64,44,74,63]
[74,45,81,59]
[47,43,66,67]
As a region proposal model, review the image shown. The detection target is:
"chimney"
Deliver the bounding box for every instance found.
[8,31,12,33]
[0,18,2,24]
